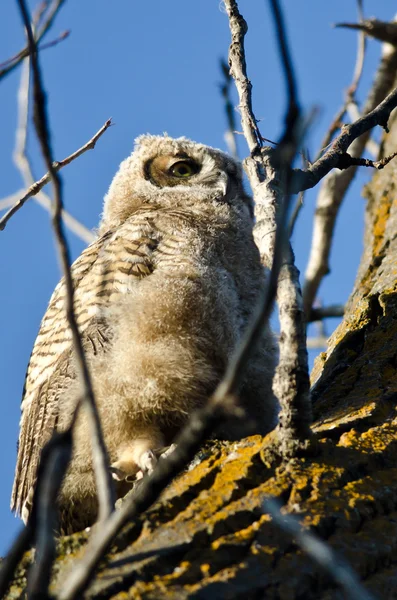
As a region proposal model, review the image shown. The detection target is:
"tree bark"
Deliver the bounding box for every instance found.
[6,100,397,600]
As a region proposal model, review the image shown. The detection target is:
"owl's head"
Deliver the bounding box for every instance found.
[101,135,253,231]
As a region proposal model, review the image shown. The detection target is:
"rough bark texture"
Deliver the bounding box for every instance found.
[5,108,397,600]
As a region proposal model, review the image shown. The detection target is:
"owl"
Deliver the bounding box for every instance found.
[11,135,278,533]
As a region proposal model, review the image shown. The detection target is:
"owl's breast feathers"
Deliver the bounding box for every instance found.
[11,207,222,518]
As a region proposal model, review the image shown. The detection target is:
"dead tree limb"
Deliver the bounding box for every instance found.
[225,0,312,452]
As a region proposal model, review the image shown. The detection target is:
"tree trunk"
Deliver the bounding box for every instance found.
[6,105,397,600]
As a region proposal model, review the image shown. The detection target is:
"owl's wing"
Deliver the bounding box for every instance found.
[11,222,156,519]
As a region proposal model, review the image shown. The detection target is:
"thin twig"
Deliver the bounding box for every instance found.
[292,85,397,191]
[225,1,262,154]
[288,191,303,236]
[316,0,366,161]
[289,150,308,236]
[264,499,376,600]
[0,106,112,234]
[337,149,397,170]
[347,0,366,102]
[267,0,299,130]
[0,56,99,243]
[220,58,239,158]
[316,105,347,162]
[0,0,67,81]
[347,102,380,157]
[309,303,345,322]
[0,30,70,70]
[335,18,397,45]
[16,0,115,532]
[302,35,397,316]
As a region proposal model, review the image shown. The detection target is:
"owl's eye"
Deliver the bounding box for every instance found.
[169,160,199,178]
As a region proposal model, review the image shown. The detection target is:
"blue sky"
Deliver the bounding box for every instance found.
[0,0,395,555]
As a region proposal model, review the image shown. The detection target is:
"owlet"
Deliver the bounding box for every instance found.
[11,135,278,533]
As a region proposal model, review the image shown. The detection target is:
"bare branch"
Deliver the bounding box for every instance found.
[316,3,373,164]
[225,1,262,153]
[0,423,76,599]
[303,41,397,316]
[347,102,380,157]
[309,303,345,322]
[0,525,33,599]
[0,29,70,70]
[26,434,72,599]
[225,0,312,456]
[0,57,102,243]
[288,191,303,236]
[268,0,299,129]
[292,85,397,193]
[25,397,85,599]
[264,499,376,600]
[288,150,308,235]
[0,109,112,235]
[337,149,397,170]
[335,18,397,45]
[316,104,347,162]
[220,58,239,158]
[0,393,85,599]
[16,0,115,531]
[0,0,67,81]
[315,1,367,162]
[347,0,366,103]
[264,0,312,451]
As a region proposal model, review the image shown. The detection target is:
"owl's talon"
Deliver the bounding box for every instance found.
[111,448,158,482]
[138,449,157,474]
[110,464,128,481]
[159,443,177,460]
[133,470,144,481]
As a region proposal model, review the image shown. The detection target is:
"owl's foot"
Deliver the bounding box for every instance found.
[133,443,178,479]
[158,443,177,460]
[111,441,177,482]
[111,441,160,482]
